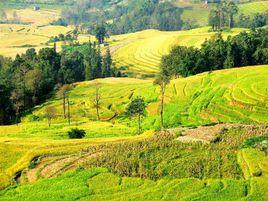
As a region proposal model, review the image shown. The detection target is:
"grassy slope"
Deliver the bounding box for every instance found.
[0,65,268,190]
[0,135,267,200]
[111,27,246,76]
[178,1,268,26]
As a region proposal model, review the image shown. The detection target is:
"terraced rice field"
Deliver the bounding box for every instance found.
[4,8,60,25]
[111,27,246,76]
[239,1,268,16]
[0,65,267,189]
[0,24,72,57]
[0,134,267,200]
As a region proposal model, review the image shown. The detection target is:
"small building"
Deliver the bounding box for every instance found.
[33,6,40,11]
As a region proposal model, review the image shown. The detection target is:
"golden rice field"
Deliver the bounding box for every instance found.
[0,24,72,57]
[111,27,246,76]
[4,8,60,25]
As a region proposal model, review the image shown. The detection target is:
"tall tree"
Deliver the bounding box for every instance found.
[225,1,238,28]
[91,82,101,121]
[57,84,71,119]
[154,74,170,129]
[94,24,108,44]
[126,97,146,134]
[102,47,112,77]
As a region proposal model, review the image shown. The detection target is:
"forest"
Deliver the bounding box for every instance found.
[0,43,120,125]
[160,28,268,77]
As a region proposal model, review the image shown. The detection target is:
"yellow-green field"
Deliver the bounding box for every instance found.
[111,27,246,76]
[0,65,268,190]
[239,1,268,16]
[177,0,268,26]
[4,8,60,25]
[0,24,72,57]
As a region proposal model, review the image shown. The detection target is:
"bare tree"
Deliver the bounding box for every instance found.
[45,106,57,127]
[57,84,71,119]
[91,82,101,121]
[154,74,170,129]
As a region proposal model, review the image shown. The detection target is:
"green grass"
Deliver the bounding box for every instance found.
[239,1,268,16]
[0,65,267,197]
[1,127,267,201]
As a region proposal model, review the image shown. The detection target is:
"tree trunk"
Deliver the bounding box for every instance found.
[63,96,66,118]
[67,97,70,125]
[229,15,233,29]
[138,114,141,134]
[160,88,164,129]
[96,105,100,121]
[48,118,51,127]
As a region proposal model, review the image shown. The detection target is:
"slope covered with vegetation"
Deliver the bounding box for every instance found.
[0,125,267,200]
[0,64,268,191]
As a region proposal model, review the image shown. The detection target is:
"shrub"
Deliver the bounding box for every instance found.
[68,128,86,139]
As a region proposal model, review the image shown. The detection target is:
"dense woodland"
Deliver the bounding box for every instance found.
[0,43,120,125]
[57,0,184,34]
[160,28,268,77]
[55,0,268,34]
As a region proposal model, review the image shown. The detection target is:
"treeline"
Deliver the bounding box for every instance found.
[57,0,183,34]
[0,42,120,125]
[160,28,268,78]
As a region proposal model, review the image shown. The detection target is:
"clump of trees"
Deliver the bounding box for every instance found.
[209,1,238,30]
[0,40,121,125]
[48,32,78,43]
[160,28,268,78]
[209,1,267,30]
[236,13,267,29]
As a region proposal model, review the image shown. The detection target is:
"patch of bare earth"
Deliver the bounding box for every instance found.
[40,155,81,178]
[23,151,101,182]
[176,124,249,143]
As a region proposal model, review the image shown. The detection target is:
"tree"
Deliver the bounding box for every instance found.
[94,24,108,44]
[84,41,94,81]
[0,10,7,22]
[223,1,238,28]
[57,84,72,123]
[252,14,266,28]
[10,90,24,125]
[126,97,146,134]
[91,82,101,121]
[209,8,220,31]
[154,74,170,129]
[102,47,112,77]
[44,106,57,127]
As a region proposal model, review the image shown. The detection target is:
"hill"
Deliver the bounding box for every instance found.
[0,126,267,200]
[0,65,268,189]
[111,27,246,76]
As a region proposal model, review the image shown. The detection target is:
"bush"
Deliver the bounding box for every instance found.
[68,128,86,139]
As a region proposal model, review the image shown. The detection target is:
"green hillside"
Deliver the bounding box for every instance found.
[0,127,267,200]
[0,65,268,192]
